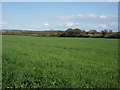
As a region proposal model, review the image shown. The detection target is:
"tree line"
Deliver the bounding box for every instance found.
[1,28,120,38]
[59,28,120,38]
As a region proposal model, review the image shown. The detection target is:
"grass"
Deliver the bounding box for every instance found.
[2,35,119,88]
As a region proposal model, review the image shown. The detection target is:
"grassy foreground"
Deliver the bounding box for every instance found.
[2,35,119,88]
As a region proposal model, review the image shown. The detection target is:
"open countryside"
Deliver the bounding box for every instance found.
[2,2,119,89]
[2,35,119,88]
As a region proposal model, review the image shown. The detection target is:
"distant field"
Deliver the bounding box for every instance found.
[2,35,119,88]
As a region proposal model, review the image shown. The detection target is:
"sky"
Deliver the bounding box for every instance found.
[1,0,120,2]
[2,2,118,31]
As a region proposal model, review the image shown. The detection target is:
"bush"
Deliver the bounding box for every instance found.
[91,35,104,38]
[77,34,90,38]
[105,33,120,38]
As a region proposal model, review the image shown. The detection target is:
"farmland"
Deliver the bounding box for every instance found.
[2,35,119,88]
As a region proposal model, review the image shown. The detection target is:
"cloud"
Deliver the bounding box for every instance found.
[99,15,107,19]
[108,22,118,26]
[6,25,22,29]
[44,23,49,26]
[66,22,80,27]
[66,22,74,26]
[2,14,117,31]
[87,14,98,18]
[57,15,76,20]
[56,14,117,30]
[57,14,116,20]
[99,24,107,29]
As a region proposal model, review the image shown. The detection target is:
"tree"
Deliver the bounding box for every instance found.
[89,30,97,35]
[74,28,81,31]
[101,29,108,37]
[61,28,82,37]
[82,30,86,33]
[85,32,89,34]
[66,28,73,31]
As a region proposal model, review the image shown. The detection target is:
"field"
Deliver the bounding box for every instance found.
[2,35,119,88]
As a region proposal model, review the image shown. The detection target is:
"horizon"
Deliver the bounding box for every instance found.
[1,28,119,32]
[2,2,118,32]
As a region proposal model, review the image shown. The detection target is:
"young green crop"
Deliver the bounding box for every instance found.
[2,35,119,88]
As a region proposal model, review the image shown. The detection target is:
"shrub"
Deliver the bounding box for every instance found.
[91,35,104,38]
[106,33,120,38]
[77,34,90,38]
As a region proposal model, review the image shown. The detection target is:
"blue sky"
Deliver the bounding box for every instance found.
[2,2,118,31]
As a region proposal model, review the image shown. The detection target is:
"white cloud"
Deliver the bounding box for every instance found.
[87,14,98,18]
[44,23,49,26]
[6,25,22,29]
[57,14,116,20]
[99,15,107,19]
[66,22,80,26]
[57,15,75,19]
[99,24,107,29]
[66,22,74,26]
[57,14,98,19]
[57,14,118,21]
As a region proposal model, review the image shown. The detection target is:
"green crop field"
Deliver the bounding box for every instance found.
[2,35,119,88]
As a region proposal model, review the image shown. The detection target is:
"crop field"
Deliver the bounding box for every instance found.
[2,35,119,88]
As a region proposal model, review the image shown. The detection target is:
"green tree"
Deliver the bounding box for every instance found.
[101,29,108,37]
[89,30,97,35]
[61,28,82,37]
[82,30,86,33]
